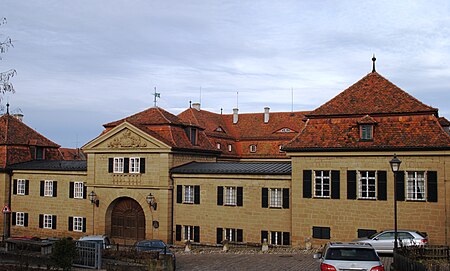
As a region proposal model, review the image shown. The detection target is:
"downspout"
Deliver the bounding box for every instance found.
[169,173,175,245]
[6,169,13,238]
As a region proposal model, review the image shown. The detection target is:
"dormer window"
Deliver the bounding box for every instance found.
[228,144,232,152]
[190,128,198,145]
[215,127,224,132]
[250,145,257,153]
[217,143,221,149]
[360,125,373,140]
[35,147,44,160]
[279,128,292,133]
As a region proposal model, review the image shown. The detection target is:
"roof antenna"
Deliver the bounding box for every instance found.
[153,87,160,107]
[236,91,239,109]
[372,54,376,73]
[220,108,223,115]
[189,100,192,108]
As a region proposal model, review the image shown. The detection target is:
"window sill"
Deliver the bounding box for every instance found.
[224,204,237,206]
[269,206,282,209]
[183,202,194,205]
[313,196,331,199]
[406,199,426,202]
[357,198,377,201]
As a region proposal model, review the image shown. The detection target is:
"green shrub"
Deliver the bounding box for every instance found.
[50,238,78,271]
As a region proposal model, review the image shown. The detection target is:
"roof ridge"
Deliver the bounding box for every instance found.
[156,107,174,124]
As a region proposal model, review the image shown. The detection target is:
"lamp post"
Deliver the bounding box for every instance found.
[88,191,99,234]
[390,154,402,251]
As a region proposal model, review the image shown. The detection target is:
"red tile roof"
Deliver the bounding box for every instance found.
[59,148,86,160]
[439,117,450,127]
[308,72,437,117]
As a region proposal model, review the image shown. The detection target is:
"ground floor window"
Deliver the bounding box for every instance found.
[261,230,290,245]
[216,228,243,244]
[312,226,330,239]
[175,224,200,243]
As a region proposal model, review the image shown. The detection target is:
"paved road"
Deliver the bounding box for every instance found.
[177,252,393,271]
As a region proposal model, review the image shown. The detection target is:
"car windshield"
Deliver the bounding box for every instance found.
[368,232,380,239]
[326,248,379,261]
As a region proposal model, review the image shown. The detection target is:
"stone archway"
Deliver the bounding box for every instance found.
[109,197,146,244]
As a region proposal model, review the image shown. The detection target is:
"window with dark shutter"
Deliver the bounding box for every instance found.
[194,226,200,242]
[396,171,405,201]
[53,181,57,197]
[108,158,113,173]
[261,231,268,243]
[194,185,200,204]
[331,170,340,199]
[83,184,87,199]
[176,225,182,241]
[176,185,182,204]
[12,212,16,226]
[237,187,243,206]
[262,188,268,208]
[283,232,290,245]
[282,188,289,209]
[69,182,74,198]
[68,217,73,231]
[217,186,224,206]
[24,213,28,227]
[123,158,129,173]
[82,218,87,232]
[427,171,438,202]
[237,229,243,242]
[13,179,17,195]
[347,171,357,199]
[377,171,387,200]
[39,214,43,228]
[52,215,57,229]
[140,158,146,173]
[25,180,29,195]
[40,181,45,197]
[303,170,312,198]
[216,228,223,244]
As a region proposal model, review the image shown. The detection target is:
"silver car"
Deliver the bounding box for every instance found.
[353,230,428,253]
[316,242,384,271]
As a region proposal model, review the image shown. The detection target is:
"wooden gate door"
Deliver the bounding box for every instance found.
[111,198,145,243]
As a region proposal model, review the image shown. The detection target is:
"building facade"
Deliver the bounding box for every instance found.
[3,68,450,247]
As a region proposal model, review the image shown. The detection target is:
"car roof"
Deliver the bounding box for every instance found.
[327,242,375,249]
[79,235,108,240]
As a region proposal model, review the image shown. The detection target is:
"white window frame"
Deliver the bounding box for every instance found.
[73,216,83,232]
[406,171,426,201]
[113,157,124,173]
[130,157,140,173]
[44,180,54,197]
[43,214,53,229]
[74,182,84,199]
[270,231,282,245]
[184,185,194,204]
[216,143,221,149]
[16,212,25,227]
[269,188,282,208]
[358,171,376,199]
[228,144,232,152]
[17,179,26,195]
[225,186,237,206]
[314,170,330,198]
[250,145,257,153]
[225,228,235,242]
[184,225,194,241]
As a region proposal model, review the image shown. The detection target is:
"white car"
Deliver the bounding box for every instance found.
[353,230,428,253]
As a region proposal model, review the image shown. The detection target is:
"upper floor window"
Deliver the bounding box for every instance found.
[360,125,373,140]
[228,144,232,152]
[225,187,236,205]
[270,188,282,207]
[358,171,376,199]
[35,147,44,160]
[109,157,146,174]
[74,182,84,199]
[15,212,26,227]
[216,143,221,150]
[217,186,243,206]
[41,180,57,197]
[279,145,284,153]
[249,145,257,153]
[262,187,289,209]
[184,185,194,203]
[314,170,330,198]
[190,128,198,145]
[407,171,425,201]
[114,157,124,173]
[73,217,84,232]
[176,185,200,204]
[15,179,28,195]
[130,157,140,173]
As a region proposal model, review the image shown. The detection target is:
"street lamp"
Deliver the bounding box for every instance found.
[88,191,99,207]
[390,154,402,250]
[146,193,157,211]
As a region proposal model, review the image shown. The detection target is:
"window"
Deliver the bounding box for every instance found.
[262,188,289,209]
[224,187,237,205]
[216,143,221,149]
[270,188,282,208]
[407,171,426,201]
[17,179,26,195]
[313,226,331,239]
[190,128,198,145]
[314,171,330,198]
[44,214,53,229]
[358,171,376,199]
[216,228,243,244]
[16,212,25,226]
[73,217,84,232]
[35,146,44,159]
[175,225,200,242]
[261,231,290,245]
[249,145,257,153]
[360,125,373,140]
[217,186,243,206]
[215,127,223,132]
[74,182,84,199]
[176,185,200,204]
[228,144,232,152]
[44,180,54,197]
[114,157,124,173]
[279,128,292,133]
[357,229,377,238]
[130,157,140,173]
[184,185,194,203]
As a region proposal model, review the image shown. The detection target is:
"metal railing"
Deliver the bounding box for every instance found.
[394,246,450,271]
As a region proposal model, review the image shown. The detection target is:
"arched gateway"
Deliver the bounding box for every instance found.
[108,197,146,244]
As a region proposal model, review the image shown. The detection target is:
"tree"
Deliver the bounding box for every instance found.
[51,238,79,271]
[0,18,16,97]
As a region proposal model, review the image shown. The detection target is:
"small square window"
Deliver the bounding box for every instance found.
[360,125,373,140]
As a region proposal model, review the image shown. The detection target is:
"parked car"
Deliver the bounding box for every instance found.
[78,235,113,249]
[353,230,428,253]
[315,242,384,271]
[135,239,176,269]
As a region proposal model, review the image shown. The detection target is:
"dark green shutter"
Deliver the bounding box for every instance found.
[39,214,43,228]
[261,231,268,243]
[377,171,387,200]
[24,213,28,227]
[396,171,405,201]
[216,228,223,244]
[237,187,243,206]
[427,171,438,202]
[283,232,290,245]
[262,188,268,208]
[347,171,357,199]
[282,188,289,209]
[69,182,74,198]
[176,185,182,203]
[13,179,17,194]
[68,217,73,231]
[53,181,57,197]
[52,215,57,229]
[194,226,200,242]
[175,225,182,241]
[108,158,113,173]
[331,170,340,199]
[237,229,243,242]
[303,170,312,198]
[11,212,16,225]
[194,185,200,204]
[124,158,129,173]
[82,218,87,232]
[25,180,29,195]
[140,158,146,173]
[83,184,87,199]
[217,186,224,205]
[40,181,45,196]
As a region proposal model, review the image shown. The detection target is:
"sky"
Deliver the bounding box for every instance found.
[1,0,450,148]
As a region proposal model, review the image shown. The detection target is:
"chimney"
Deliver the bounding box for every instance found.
[192,103,201,111]
[233,108,239,124]
[264,107,270,123]
[13,113,24,122]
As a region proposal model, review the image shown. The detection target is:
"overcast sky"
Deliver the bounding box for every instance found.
[2,1,450,148]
